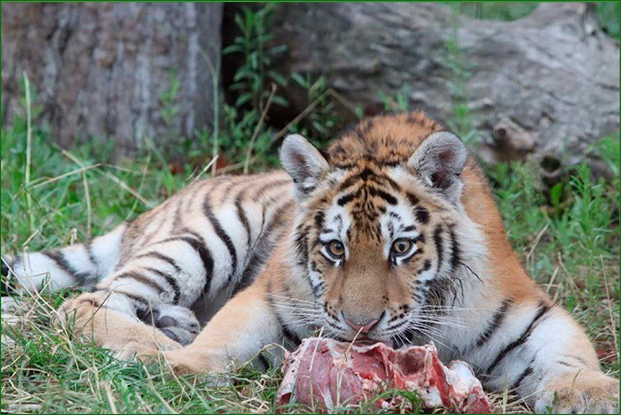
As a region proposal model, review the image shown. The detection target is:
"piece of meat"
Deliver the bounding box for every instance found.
[276,338,493,413]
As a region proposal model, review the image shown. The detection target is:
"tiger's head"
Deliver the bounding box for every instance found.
[280,113,484,344]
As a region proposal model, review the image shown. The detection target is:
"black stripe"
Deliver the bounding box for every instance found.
[337,170,371,191]
[334,163,357,170]
[112,290,149,309]
[232,201,293,296]
[171,193,189,231]
[294,225,309,268]
[415,232,426,245]
[415,206,430,224]
[433,225,444,272]
[368,187,397,205]
[203,196,238,281]
[44,250,89,284]
[230,179,263,275]
[1,257,11,277]
[218,176,248,203]
[177,233,215,296]
[377,160,400,168]
[143,267,181,304]
[475,299,512,347]
[154,234,214,294]
[135,251,182,273]
[338,168,402,193]
[314,211,325,230]
[448,225,461,272]
[512,361,534,389]
[235,192,253,250]
[252,178,291,200]
[380,174,401,191]
[138,208,173,247]
[44,251,76,275]
[420,259,432,273]
[85,240,98,268]
[115,270,166,293]
[556,360,577,368]
[486,302,551,374]
[406,192,419,206]
[337,191,358,206]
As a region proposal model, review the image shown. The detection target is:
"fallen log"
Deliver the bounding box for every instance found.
[272,3,619,180]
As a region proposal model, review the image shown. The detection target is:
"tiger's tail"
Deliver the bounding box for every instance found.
[1,223,128,294]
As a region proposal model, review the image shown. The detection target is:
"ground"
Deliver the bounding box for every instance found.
[1,3,619,414]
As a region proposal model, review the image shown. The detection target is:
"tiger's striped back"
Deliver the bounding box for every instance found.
[2,171,294,321]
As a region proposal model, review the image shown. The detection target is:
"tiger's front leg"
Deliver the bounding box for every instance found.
[526,308,620,414]
[160,278,285,374]
[473,300,619,414]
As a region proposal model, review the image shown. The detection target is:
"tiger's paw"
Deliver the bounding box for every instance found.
[161,347,229,376]
[140,304,201,346]
[535,372,619,414]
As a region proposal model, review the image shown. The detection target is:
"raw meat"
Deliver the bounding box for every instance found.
[276,338,493,413]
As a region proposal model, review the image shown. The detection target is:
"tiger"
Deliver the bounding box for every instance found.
[2,112,618,414]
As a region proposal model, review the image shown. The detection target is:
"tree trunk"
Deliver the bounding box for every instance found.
[2,3,222,159]
[272,3,619,179]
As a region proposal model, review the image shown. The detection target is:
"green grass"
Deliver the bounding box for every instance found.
[2,3,620,414]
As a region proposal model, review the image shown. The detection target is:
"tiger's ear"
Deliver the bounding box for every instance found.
[407,132,467,204]
[280,134,329,201]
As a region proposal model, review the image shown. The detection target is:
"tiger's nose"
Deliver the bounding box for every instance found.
[343,314,381,333]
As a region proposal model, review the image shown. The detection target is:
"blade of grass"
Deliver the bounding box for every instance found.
[23,72,34,234]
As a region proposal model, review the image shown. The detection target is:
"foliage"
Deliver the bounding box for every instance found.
[289,74,339,149]
[218,5,341,168]
[597,2,620,38]
[379,84,410,113]
[223,4,288,112]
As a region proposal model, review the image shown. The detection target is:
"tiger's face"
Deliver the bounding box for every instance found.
[280,113,471,344]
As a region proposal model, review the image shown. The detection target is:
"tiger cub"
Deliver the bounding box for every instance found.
[2,113,618,413]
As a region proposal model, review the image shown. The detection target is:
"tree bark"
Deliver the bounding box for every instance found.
[2,3,222,159]
[272,3,619,179]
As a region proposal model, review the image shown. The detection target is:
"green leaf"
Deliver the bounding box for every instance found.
[550,183,563,208]
[271,95,289,107]
[235,93,252,107]
[290,72,308,88]
[223,45,243,55]
[267,70,288,87]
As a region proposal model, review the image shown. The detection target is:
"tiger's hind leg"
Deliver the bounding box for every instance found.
[58,290,182,360]
[56,230,215,349]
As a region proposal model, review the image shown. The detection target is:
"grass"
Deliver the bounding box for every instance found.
[2,3,620,414]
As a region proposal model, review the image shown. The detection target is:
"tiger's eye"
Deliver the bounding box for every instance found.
[326,240,345,258]
[391,238,412,255]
